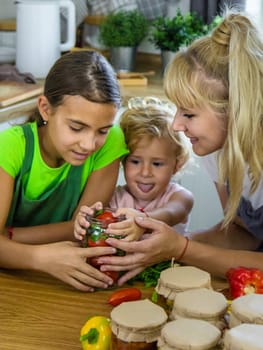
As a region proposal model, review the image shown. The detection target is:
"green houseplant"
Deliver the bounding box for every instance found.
[149,9,188,53]
[99,10,148,71]
[149,9,218,71]
[149,9,209,52]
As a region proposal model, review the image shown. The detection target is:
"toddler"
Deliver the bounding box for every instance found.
[74,96,194,241]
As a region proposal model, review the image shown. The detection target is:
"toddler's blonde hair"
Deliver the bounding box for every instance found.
[120,96,190,173]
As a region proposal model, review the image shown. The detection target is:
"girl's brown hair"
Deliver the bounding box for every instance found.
[29,50,121,124]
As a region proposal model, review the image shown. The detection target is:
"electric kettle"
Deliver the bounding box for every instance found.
[16,0,76,78]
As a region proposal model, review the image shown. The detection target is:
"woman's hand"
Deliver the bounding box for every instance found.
[34,241,117,292]
[74,202,103,241]
[106,208,146,241]
[98,216,186,285]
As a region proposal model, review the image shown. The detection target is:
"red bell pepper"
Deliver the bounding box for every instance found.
[226,266,263,299]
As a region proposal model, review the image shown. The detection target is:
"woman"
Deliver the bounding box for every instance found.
[97,8,263,285]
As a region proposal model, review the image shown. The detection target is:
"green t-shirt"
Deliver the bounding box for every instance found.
[0,122,128,200]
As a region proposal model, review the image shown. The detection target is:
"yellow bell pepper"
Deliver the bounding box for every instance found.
[80,316,112,350]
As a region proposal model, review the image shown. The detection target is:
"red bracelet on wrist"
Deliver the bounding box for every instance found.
[7,226,13,240]
[176,237,189,262]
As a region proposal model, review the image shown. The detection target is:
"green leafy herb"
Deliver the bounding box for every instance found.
[151,290,158,303]
[129,261,173,287]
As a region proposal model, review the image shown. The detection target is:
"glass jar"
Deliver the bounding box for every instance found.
[82,208,125,284]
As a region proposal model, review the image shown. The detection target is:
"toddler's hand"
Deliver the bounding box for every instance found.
[74,202,103,241]
[107,208,146,242]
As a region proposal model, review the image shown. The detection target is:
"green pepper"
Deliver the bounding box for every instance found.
[80,316,112,350]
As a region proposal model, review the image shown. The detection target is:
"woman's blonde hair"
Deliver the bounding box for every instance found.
[120,97,189,172]
[164,8,263,226]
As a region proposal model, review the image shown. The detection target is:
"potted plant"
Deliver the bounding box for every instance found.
[149,9,188,53]
[149,9,212,72]
[99,10,148,71]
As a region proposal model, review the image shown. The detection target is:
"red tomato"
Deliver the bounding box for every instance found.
[108,287,142,306]
[96,211,118,224]
[88,258,119,282]
[87,235,109,247]
[89,257,101,267]
[104,270,119,283]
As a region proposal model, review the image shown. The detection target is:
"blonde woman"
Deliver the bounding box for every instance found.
[97,8,263,285]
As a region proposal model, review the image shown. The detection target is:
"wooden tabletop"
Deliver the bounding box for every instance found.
[0,269,153,350]
[0,268,228,350]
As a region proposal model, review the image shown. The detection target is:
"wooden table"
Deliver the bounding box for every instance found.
[0,268,228,350]
[0,269,153,350]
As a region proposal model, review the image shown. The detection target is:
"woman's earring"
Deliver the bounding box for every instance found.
[43,120,47,125]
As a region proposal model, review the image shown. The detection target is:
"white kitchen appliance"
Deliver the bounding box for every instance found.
[15,0,75,78]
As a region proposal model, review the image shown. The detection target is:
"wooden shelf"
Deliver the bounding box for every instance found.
[0,19,16,31]
[84,15,105,25]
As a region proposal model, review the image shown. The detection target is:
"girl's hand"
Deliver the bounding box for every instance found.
[74,202,103,241]
[106,208,146,241]
[98,216,186,285]
[35,241,117,292]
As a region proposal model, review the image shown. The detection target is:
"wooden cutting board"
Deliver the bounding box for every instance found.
[118,75,148,86]
[0,81,43,107]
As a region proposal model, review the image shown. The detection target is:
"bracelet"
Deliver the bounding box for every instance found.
[176,237,189,262]
[7,226,13,240]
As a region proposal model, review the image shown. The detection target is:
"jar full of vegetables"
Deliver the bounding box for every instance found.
[82,208,125,283]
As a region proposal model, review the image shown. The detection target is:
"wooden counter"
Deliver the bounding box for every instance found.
[0,268,228,350]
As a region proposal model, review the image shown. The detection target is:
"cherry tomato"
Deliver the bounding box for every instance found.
[108,287,142,306]
[87,235,109,247]
[96,211,118,225]
[88,257,101,267]
[104,270,119,283]
[88,258,119,282]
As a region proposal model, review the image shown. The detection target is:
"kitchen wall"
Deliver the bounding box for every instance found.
[0,0,16,48]
[0,0,15,19]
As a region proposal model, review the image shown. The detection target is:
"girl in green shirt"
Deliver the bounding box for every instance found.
[0,50,128,291]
